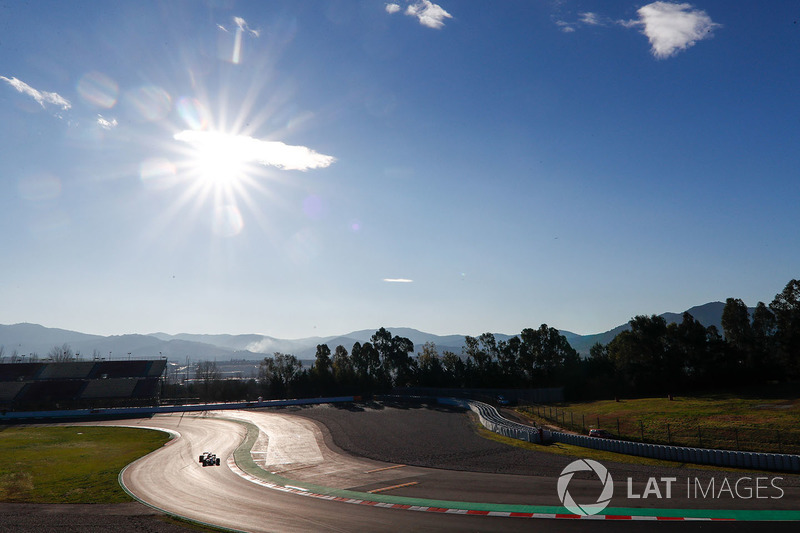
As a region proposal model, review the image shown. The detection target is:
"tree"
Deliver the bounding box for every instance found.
[441,350,465,386]
[770,279,800,378]
[350,341,369,386]
[416,342,443,386]
[607,315,669,394]
[48,343,75,362]
[519,325,579,386]
[370,328,415,387]
[258,352,301,398]
[721,298,753,354]
[751,302,777,379]
[361,342,385,389]
[195,360,221,400]
[311,344,334,395]
[667,312,711,388]
[463,334,496,385]
[332,345,354,392]
[497,336,522,385]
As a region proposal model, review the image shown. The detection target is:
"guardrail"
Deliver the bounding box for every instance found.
[440,397,800,473]
[0,396,356,422]
[438,397,551,444]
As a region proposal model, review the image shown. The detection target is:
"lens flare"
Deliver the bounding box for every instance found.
[140,158,178,190]
[176,97,210,130]
[77,71,119,108]
[125,85,172,122]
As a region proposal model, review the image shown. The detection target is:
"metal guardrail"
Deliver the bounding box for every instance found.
[440,398,800,473]
[438,397,551,444]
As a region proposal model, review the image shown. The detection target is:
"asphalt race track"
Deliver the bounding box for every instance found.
[103,404,800,533]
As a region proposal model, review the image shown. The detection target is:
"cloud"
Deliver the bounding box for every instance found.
[173,130,336,171]
[1,76,71,110]
[217,16,259,37]
[386,1,452,29]
[406,1,452,29]
[233,16,260,38]
[554,11,605,33]
[579,12,602,26]
[555,20,576,33]
[97,115,118,130]
[623,2,720,59]
[383,278,414,283]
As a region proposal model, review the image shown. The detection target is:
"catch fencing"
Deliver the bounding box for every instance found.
[523,404,800,455]
[443,398,800,473]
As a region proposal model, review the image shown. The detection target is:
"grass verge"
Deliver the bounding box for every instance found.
[0,425,168,503]
[518,395,800,454]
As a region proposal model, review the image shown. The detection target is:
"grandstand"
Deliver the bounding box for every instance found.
[0,359,167,410]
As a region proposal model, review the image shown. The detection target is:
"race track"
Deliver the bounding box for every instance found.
[109,407,800,533]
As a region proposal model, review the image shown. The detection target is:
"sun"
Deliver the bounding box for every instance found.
[178,130,251,189]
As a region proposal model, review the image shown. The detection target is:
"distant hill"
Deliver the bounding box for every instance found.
[0,301,747,363]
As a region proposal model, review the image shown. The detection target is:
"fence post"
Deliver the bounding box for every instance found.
[617,418,621,437]
[597,416,600,429]
[640,420,644,442]
[582,414,585,433]
[667,423,671,445]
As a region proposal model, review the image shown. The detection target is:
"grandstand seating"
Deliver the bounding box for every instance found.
[0,359,167,410]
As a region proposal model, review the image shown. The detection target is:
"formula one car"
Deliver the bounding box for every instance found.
[199,452,221,467]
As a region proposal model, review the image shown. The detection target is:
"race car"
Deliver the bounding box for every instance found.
[199,452,221,467]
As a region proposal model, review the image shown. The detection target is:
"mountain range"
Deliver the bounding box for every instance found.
[0,302,736,363]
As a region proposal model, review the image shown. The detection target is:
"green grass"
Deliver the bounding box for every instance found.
[518,395,800,454]
[472,418,791,474]
[0,426,168,503]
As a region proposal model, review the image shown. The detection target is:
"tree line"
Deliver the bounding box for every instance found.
[24,279,799,403]
[584,279,800,397]
[249,278,800,401]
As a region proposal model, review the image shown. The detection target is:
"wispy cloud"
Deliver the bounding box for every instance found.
[383,278,414,283]
[173,130,336,171]
[622,2,720,59]
[217,16,259,37]
[1,76,71,110]
[233,16,260,38]
[556,20,576,33]
[97,115,118,130]
[555,11,605,33]
[580,12,602,26]
[217,16,260,64]
[386,1,452,30]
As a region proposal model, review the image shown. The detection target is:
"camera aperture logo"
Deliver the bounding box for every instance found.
[557,459,614,516]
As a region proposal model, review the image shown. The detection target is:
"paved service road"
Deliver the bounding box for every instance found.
[111,410,800,533]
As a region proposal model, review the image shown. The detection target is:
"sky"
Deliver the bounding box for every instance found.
[0,1,798,340]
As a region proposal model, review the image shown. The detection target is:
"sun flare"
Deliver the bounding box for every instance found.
[177,130,251,188]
